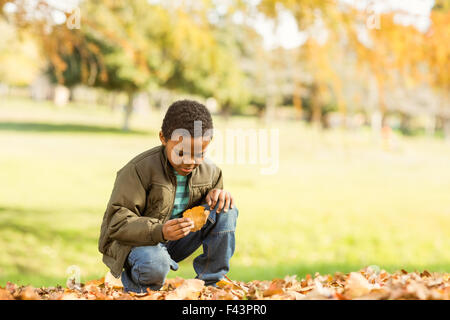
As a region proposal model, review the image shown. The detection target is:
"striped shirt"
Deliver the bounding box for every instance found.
[170,168,190,219]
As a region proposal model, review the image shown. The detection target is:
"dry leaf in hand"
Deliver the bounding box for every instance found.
[183,206,210,232]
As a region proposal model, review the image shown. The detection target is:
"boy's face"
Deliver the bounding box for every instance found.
[159,131,211,176]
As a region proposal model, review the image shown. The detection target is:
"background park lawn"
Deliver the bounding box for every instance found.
[1,96,449,287]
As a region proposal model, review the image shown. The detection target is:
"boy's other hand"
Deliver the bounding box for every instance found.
[162,218,194,241]
[206,188,234,213]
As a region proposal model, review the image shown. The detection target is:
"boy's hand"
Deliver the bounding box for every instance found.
[206,188,234,213]
[162,218,194,241]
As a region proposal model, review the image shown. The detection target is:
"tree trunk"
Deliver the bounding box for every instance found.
[122,91,134,131]
[440,92,450,141]
[109,91,118,113]
[400,112,412,135]
[221,102,232,123]
[371,110,383,135]
[293,83,303,121]
[444,118,450,141]
[425,115,436,137]
[68,87,74,102]
[311,84,322,128]
[264,95,276,125]
[374,73,388,128]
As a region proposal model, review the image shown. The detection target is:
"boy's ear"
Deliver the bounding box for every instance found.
[159,131,167,145]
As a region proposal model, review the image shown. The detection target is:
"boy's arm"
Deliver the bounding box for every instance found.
[105,163,165,246]
[212,166,223,190]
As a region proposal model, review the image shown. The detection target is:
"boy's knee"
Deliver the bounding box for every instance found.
[130,246,170,289]
[213,205,238,233]
[138,259,169,288]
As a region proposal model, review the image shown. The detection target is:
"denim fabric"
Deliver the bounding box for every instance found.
[121,203,238,292]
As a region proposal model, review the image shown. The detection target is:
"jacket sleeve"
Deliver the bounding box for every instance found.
[212,166,223,190]
[106,163,165,246]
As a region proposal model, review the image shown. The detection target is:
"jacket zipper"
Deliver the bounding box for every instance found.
[187,174,193,208]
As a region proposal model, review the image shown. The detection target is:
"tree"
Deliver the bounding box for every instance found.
[0,17,42,87]
[245,0,449,134]
[1,0,248,130]
[424,2,450,137]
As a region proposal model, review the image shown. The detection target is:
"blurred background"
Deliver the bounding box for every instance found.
[0,0,449,287]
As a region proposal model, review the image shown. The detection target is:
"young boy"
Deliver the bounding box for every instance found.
[98,99,238,293]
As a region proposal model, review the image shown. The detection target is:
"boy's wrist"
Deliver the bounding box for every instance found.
[152,223,167,244]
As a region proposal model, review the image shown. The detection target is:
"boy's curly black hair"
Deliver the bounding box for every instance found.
[161,99,213,141]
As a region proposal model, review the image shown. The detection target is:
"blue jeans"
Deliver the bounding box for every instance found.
[121,203,238,292]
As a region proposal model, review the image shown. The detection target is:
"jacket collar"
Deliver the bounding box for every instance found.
[160,145,173,182]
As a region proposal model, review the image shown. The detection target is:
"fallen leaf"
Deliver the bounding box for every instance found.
[85,278,104,287]
[0,288,13,300]
[420,270,431,278]
[164,276,186,290]
[263,279,285,297]
[104,271,123,289]
[16,286,40,300]
[2,266,449,300]
[344,272,372,299]
[216,279,231,288]
[166,279,205,300]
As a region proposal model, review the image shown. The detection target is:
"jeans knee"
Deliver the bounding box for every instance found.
[130,246,170,288]
[213,205,238,233]
[138,260,169,288]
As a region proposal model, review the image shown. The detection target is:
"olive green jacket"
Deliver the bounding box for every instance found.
[98,144,223,278]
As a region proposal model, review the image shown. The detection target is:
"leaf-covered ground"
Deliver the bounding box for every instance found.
[1,267,449,300]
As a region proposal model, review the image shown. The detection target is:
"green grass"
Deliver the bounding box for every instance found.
[1,96,449,287]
